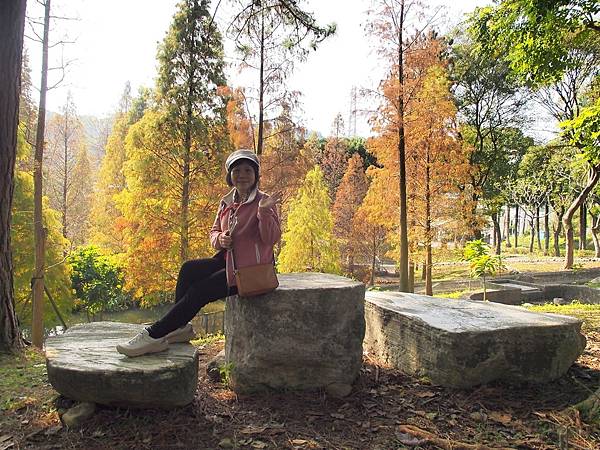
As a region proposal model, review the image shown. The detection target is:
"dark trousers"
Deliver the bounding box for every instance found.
[147,255,237,339]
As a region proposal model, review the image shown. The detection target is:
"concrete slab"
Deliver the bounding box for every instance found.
[45,322,198,408]
[225,273,365,395]
[364,291,586,388]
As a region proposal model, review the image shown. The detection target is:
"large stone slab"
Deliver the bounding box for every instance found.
[225,273,365,394]
[364,291,586,388]
[45,322,198,408]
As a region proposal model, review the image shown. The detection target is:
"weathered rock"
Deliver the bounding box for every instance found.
[225,273,365,394]
[207,349,226,382]
[61,402,95,428]
[45,322,198,408]
[364,291,586,388]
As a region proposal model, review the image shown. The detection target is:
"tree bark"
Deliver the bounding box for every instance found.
[32,0,52,348]
[563,166,600,269]
[0,0,27,353]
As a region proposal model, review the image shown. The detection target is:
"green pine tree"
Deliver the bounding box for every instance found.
[278,166,340,274]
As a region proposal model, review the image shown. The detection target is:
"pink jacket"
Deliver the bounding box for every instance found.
[210,188,281,287]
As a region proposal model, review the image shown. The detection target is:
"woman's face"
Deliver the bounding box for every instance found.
[231,161,256,194]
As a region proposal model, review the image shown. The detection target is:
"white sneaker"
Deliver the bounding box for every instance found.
[165,323,197,343]
[116,329,168,357]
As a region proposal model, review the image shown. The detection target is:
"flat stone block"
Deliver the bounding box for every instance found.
[364,291,586,388]
[225,273,365,394]
[45,322,198,408]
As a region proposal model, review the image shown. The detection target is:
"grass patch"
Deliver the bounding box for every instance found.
[0,347,55,415]
[191,331,224,347]
[433,290,473,299]
[525,302,600,332]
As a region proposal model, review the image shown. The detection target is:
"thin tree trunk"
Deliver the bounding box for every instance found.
[425,149,432,295]
[554,207,564,257]
[563,166,600,269]
[397,0,409,292]
[544,202,550,256]
[504,205,511,248]
[369,237,376,287]
[0,0,27,353]
[515,205,519,249]
[591,214,600,258]
[408,260,414,293]
[32,0,52,348]
[536,206,541,250]
[61,105,68,239]
[579,203,587,250]
[257,8,265,155]
[529,216,535,253]
[492,212,501,255]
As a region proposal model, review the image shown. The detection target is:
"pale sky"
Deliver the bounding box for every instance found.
[24,0,493,138]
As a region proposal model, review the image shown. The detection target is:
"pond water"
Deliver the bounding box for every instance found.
[23,300,226,340]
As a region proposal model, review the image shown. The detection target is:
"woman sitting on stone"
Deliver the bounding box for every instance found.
[117,149,282,357]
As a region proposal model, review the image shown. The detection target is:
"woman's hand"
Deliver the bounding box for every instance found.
[259,191,282,210]
[219,231,233,249]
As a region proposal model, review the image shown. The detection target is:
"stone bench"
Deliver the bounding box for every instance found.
[364,291,586,388]
[225,273,365,395]
[45,322,198,408]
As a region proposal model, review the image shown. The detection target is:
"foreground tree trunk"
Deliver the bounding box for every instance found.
[32,0,53,348]
[563,166,600,269]
[0,0,27,353]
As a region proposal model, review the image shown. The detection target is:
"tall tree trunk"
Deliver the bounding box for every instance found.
[514,206,519,248]
[535,206,541,250]
[554,207,564,257]
[32,0,52,348]
[544,202,550,256]
[504,205,511,247]
[563,166,600,269]
[256,8,265,155]
[0,0,27,353]
[492,212,501,255]
[591,213,600,258]
[397,0,409,292]
[579,203,587,250]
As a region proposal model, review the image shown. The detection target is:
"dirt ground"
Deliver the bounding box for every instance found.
[2,330,599,450]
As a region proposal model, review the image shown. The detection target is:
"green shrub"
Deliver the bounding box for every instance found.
[68,246,132,316]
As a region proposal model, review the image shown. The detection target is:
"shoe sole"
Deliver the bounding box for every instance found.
[165,325,197,343]
[116,341,169,358]
[166,330,197,343]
